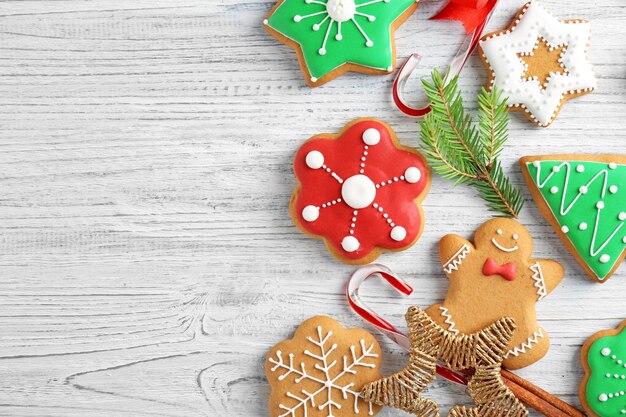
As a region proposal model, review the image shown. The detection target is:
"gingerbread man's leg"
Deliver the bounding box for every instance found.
[502,326,550,370]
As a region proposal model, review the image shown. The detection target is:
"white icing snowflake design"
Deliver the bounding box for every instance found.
[268,325,379,417]
[289,0,389,57]
[301,126,423,254]
[479,1,596,126]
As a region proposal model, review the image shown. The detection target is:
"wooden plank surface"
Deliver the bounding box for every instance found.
[0,0,624,415]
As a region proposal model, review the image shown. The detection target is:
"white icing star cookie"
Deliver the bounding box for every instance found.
[479,1,596,127]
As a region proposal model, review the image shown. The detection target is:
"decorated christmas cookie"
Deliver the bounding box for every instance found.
[263,0,418,87]
[521,155,626,283]
[580,320,626,417]
[291,118,430,264]
[425,218,564,370]
[478,1,596,127]
[266,316,382,417]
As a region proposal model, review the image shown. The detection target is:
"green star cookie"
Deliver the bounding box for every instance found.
[263,0,418,87]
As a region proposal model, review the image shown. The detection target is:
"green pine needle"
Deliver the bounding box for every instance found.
[419,69,524,218]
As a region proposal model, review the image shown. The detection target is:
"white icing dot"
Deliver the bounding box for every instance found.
[552,165,560,173]
[263,19,269,25]
[609,162,617,169]
[561,225,569,233]
[579,186,588,194]
[390,226,407,241]
[623,236,626,244]
[599,394,608,402]
[293,15,302,22]
[619,212,626,221]
[335,33,342,41]
[513,233,519,240]
[318,48,326,55]
[597,201,605,209]
[579,222,588,231]
[497,229,503,235]
[404,167,421,183]
[365,40,373,47]
[599,254,611,264]
[311,77,317,82]
[341,175,376,209]
[576,164,585,173]
[302,205,319,222]
[610,185,618,194]
[550,186,558,194]
[362,128,380,145]
[602,348,612,356]
[305,150,324,169]
[341,236,359,252]
[532,161,540,167]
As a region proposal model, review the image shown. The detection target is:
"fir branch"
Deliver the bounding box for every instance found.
[419,70,524,218]
[478,86,509,167]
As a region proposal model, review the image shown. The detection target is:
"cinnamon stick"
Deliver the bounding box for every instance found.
[501,369,586,417]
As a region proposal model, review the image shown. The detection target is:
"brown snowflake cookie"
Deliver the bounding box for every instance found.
[425,218,564,370]
[478,1,596,127]
[266,316,382,417]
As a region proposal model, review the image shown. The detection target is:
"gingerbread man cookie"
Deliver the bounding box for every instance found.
[425,218,564,370]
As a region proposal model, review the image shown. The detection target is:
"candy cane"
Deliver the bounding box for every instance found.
[392,0,500,117]
[346,263,468,385]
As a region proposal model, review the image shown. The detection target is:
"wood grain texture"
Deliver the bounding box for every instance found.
[0,0,624,415]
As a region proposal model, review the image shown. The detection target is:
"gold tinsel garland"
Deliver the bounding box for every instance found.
[361,306,528,417]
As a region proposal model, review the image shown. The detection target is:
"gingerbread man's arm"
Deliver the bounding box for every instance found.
[529,258,564,299]
[439,234,475,278]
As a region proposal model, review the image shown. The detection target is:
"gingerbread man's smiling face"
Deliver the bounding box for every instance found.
[475,218,533,260]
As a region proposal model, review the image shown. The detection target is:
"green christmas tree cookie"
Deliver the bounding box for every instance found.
[263,0,418,87]
[580,320,626,417]
[521,155,626,283]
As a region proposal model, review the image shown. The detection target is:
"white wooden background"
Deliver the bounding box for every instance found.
[0,0,624,416]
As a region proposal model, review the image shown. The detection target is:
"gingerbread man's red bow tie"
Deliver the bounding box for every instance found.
[483,257,516,281]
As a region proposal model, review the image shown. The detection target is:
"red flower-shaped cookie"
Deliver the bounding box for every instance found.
[291,118,430,264]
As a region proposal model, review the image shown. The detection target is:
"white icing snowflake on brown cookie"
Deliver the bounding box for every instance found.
[479,1,596,127]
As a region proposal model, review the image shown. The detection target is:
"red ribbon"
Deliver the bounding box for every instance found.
[482,257,517,281]
[430,0,498,35]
